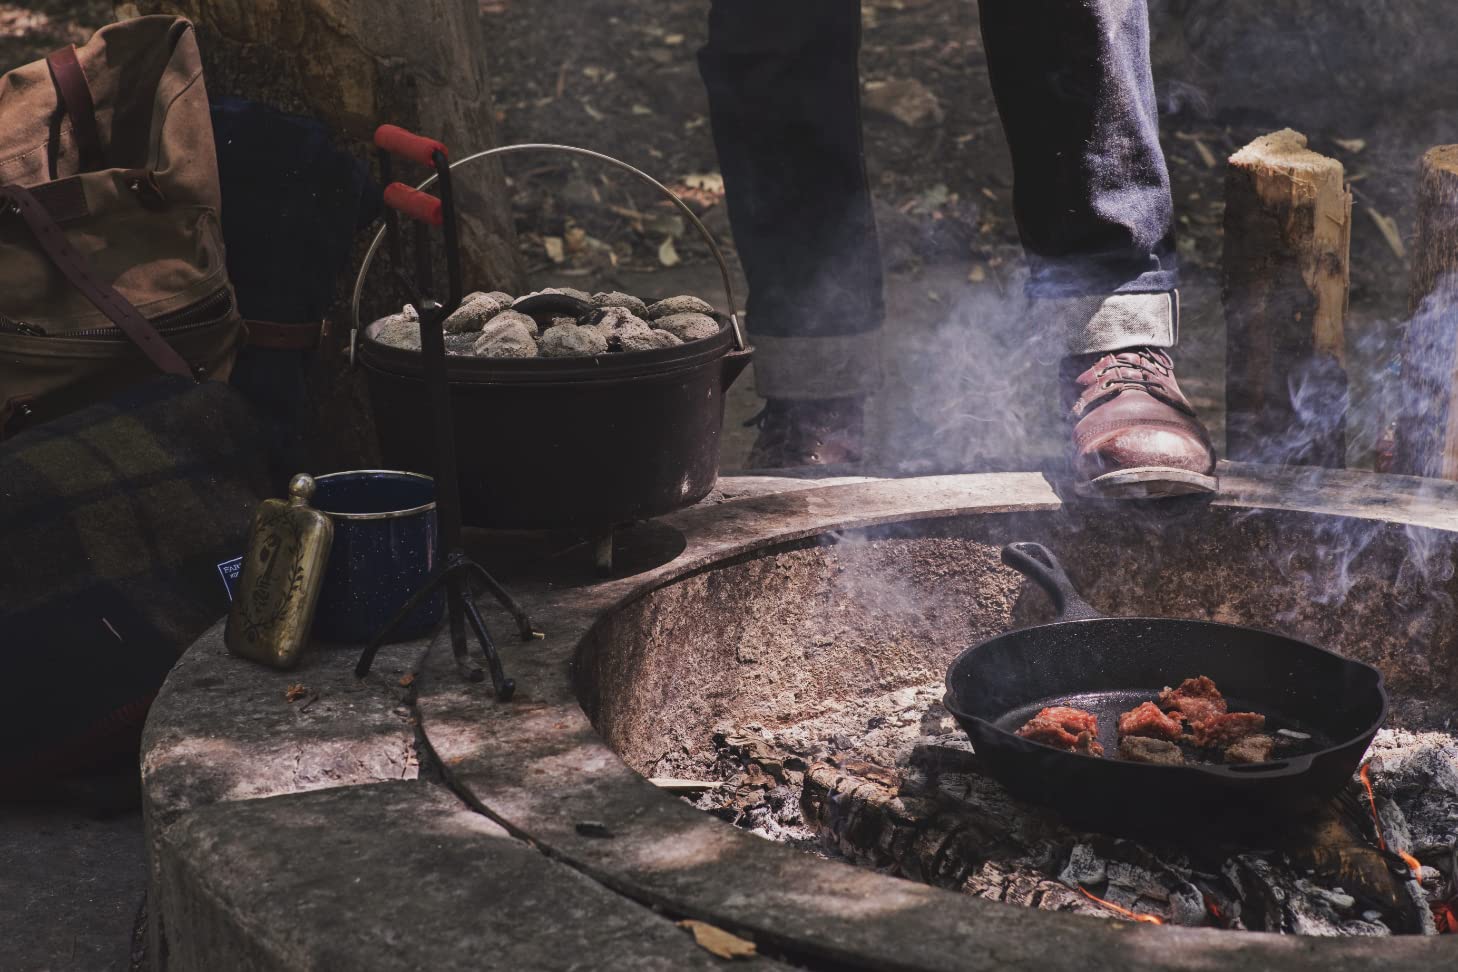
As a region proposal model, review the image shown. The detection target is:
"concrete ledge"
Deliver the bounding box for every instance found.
[156,781,792,970]
[142,633,423,826]
[141,629,426,966]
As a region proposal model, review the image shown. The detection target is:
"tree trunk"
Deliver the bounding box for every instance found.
[1394,145,1458,479]
[1222,129,1351,467]
[119,0,522,294]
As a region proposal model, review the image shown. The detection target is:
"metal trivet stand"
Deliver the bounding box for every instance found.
[354,124,542,699]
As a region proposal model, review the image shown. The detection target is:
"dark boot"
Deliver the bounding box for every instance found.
[1063,348,1217,498]
[746,397,865,469]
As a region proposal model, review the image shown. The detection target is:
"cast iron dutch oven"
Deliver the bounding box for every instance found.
[943,542,1388,836]
[351,144,752,531]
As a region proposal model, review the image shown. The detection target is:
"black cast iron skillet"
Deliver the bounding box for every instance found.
[943,542,1388,836]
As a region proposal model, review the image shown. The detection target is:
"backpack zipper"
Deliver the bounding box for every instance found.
[0,287,234,338]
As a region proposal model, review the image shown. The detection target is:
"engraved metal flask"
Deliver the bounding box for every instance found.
[225,474,334,669]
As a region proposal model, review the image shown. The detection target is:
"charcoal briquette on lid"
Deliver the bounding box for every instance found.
[646,294,714,319]
[592,291,649,317]
[473,318,539,357]
[539,321,609,357]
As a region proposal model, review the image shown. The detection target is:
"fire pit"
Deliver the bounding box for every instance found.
[144,467,1458,969]
[574,470,1458,944]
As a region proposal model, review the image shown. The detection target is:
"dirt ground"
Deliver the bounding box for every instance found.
[6,1,1450,470]
[480,0,1446,471]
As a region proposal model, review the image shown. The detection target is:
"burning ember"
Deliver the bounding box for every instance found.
[1077,887,1163,924]
[678,685,1458,937]
[1359,761,1455,932]
[1360,762,1422,877]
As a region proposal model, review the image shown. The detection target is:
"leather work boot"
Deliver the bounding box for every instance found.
[1062,347,1218,499]
[745,397,865,468]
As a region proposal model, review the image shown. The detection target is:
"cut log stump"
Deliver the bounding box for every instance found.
[1222,129,1352,467]
[1394,146,1458,479]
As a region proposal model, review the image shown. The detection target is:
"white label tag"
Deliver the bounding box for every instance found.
[217,556,244,601]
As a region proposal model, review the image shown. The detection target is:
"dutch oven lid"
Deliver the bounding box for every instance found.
[351,142,751,384]
[357,314,744,385]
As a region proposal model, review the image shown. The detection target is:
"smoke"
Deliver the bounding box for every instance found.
[818,193,1458,701]
[868,265,1064,476]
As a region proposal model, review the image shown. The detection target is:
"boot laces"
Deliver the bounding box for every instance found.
[1097,348,1173,395]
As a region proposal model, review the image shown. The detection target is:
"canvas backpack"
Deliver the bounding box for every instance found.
[0,15,244,436]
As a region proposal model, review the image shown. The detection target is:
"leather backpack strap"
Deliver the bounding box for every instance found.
[0,183,195,379]
[46,45,105,172]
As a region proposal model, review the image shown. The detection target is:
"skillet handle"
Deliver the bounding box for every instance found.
[1001,542,1103,622]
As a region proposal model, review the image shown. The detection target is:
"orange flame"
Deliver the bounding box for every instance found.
[1354,764,1455,933]
[1359,762,1424,880]
[1358,763,1388,851]
[1078,887,1164,925]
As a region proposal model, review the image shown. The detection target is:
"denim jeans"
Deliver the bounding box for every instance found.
[699,0,1178,399]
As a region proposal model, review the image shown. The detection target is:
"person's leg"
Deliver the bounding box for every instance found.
[979,0,1216,497]
[699,0,882,466]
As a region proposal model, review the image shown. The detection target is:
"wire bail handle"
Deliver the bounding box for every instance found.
[352,142,747,366]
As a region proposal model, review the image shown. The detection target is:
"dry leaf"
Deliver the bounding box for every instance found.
[663,33,685,45]
[1192,139,1218,169]
[646,210,685,238]
[285,684,309,702]
[1365,206,1406,260]
[631,104,654,116]
[543,236,566,263]
[968,263,987,283]
[677,920,757,960]
[862,78,943,128]
[398,673,415,688]
[664,185,721,208]
[1334,137,1367,154]
[658,237,681,267]
[681,172,725,195]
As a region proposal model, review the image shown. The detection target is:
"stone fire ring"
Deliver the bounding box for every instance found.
[143,466,1458,970]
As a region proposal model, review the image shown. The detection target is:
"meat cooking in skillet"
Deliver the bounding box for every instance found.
[1033,706,1098,735]
[1117,701,1184,741]
[1117,736,1185,765]
[1191,711,1267,748]
[1224,733,1277,764]
[1111,676,1274,766]
[1157,675,1226,724]
[1016,706,1104,756]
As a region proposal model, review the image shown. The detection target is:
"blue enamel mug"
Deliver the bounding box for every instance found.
[310,470,444,644]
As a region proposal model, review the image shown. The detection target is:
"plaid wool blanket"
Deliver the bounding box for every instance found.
[0,377,268,784]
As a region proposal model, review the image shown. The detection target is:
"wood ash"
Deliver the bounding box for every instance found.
[674,682,1458,937]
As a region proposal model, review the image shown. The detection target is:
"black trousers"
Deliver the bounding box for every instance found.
[699,0,1178,398]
